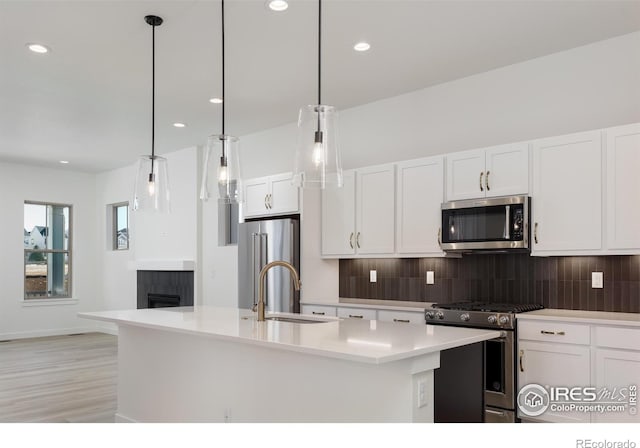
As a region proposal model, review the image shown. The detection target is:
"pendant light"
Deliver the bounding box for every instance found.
[200,0,242,204]
[133,15,170,213]
[292,0,343,189]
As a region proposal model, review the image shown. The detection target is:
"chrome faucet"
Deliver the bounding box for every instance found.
[257,260,301,322]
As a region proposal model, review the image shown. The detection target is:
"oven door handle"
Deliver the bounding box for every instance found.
[519,349,524,372]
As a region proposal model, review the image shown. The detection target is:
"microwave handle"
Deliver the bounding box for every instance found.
[505,205,510,240]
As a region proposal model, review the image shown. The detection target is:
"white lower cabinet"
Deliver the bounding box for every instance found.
[593,325,640,423]
[376,310,424,325]
[336,307,377,320]
[300,305,337,317]
[517,340,591,423]
[518,318,640,423]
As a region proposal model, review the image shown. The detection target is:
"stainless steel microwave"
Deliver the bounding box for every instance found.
[440,195,530,252]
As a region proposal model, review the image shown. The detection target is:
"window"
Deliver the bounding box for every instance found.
[112,202,129,250]
[24,202,72,299]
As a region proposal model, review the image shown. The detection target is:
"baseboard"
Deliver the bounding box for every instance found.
[0,326,117,341]
[114,413,137,423]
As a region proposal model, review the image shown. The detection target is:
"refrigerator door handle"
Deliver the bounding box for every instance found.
[260,233,268,307]
[252,233,259,309]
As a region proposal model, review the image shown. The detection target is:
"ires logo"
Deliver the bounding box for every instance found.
[518,384,637,417]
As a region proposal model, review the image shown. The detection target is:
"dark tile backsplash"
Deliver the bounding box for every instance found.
[339,255,640,313]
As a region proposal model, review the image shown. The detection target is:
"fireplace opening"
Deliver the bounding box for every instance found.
[148,293,181,308]
[137,270,194,309]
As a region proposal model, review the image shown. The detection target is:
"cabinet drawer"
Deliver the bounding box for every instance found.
[337,307,377,320]
[300,305,337,317]
[377,310,424,325]
[518,320,590,345]
[594,326,640,351]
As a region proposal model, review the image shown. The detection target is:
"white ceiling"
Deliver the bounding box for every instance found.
[1,0,640,172]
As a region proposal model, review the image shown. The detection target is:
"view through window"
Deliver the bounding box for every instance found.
[113,203,129,250]
[24,202,72,299]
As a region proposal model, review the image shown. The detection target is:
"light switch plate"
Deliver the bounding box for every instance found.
[592,272,603,289]
[370,270,377,283]
[426,271,435,285]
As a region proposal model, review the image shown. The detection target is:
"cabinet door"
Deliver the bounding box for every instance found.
[445,149,486,201]
[396,156,444,255]
[269,173,299,215]
[606,123,640,251]
[300,305,337,317]
[484,143,529,198]
[593,349,640,423]
[532,130,602,254]
[518,340,591,423]
[356,165,395,255]
[321,171,356,256]
[243,177,270,218]
[336,307,377,320]
[376,310,424,325]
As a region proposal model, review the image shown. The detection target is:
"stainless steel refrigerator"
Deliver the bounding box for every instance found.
[237,217,300,313]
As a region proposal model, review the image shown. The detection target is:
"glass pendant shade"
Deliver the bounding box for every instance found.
[293,104,343,189]
[133,155,170,213]
[200,134,242,204]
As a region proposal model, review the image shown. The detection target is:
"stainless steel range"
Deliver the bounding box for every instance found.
[426,301,543,423]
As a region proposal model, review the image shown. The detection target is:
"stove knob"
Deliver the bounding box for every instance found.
[435,311,445,320]
[460,313,470,322]
[487,315,497,324]
[499,315,510,325]
[425,311,435,320]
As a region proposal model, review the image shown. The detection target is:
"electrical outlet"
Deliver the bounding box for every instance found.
[370,270,377,283]
[426,271,435,285]
[417,379,427,408]
[592,272,603,289]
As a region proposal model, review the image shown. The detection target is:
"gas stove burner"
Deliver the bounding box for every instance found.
[432,302,544,314]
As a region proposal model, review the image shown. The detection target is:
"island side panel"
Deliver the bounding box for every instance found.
[115,325,438,423]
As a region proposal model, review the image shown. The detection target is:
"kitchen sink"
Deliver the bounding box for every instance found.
[265,316,329,324]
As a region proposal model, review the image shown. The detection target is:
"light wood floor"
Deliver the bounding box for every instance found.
[0,333,117,423]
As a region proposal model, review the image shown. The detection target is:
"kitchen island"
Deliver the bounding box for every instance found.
[79,306,499,423]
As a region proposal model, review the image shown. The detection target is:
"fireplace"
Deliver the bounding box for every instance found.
[137,270,194,309]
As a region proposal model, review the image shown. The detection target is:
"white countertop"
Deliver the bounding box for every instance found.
[517,309,640,327]
[79,306,499,365]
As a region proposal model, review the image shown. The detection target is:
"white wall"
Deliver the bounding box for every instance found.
[225,31,640,304]
[96,147,202,322]
[0,162,101,339]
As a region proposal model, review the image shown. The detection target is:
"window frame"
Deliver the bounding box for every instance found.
[23,201,73,300]
[112,202,129,251]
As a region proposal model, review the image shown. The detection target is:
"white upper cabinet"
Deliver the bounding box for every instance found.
[321,171,356,256]
[446,143,529,201]
[321,166,395,258]
[243,173,299,219]
[531,130,602,254]
[605,123,640,252]
[356,165,396,255]
[396,156,445,255]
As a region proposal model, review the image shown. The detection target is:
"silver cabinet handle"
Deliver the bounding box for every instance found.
[264,194,269,210]
[479,172,484,192]
[519,350,524,372]
[437,227,442,248]
[540,330,565,336]
[356,232,361,249]
[534,222,539,244]
[348,314,363,319]
[486,170,490,191]
[268,194,273,209]
[485,409,506,416]
[312,311,325,316]
[349,232,354,249]
[393,318,410,323]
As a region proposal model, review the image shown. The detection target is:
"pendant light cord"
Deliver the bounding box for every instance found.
[318,0,321,106]
[151,21,156,175]
[221,0,226,159]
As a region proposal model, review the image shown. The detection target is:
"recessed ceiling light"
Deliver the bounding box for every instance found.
[59,160,69,164]
[267,0,288,12]
[209,97,223,104]
[173,122,186,128]
[353,42,371,52]
[27,43,50,54]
